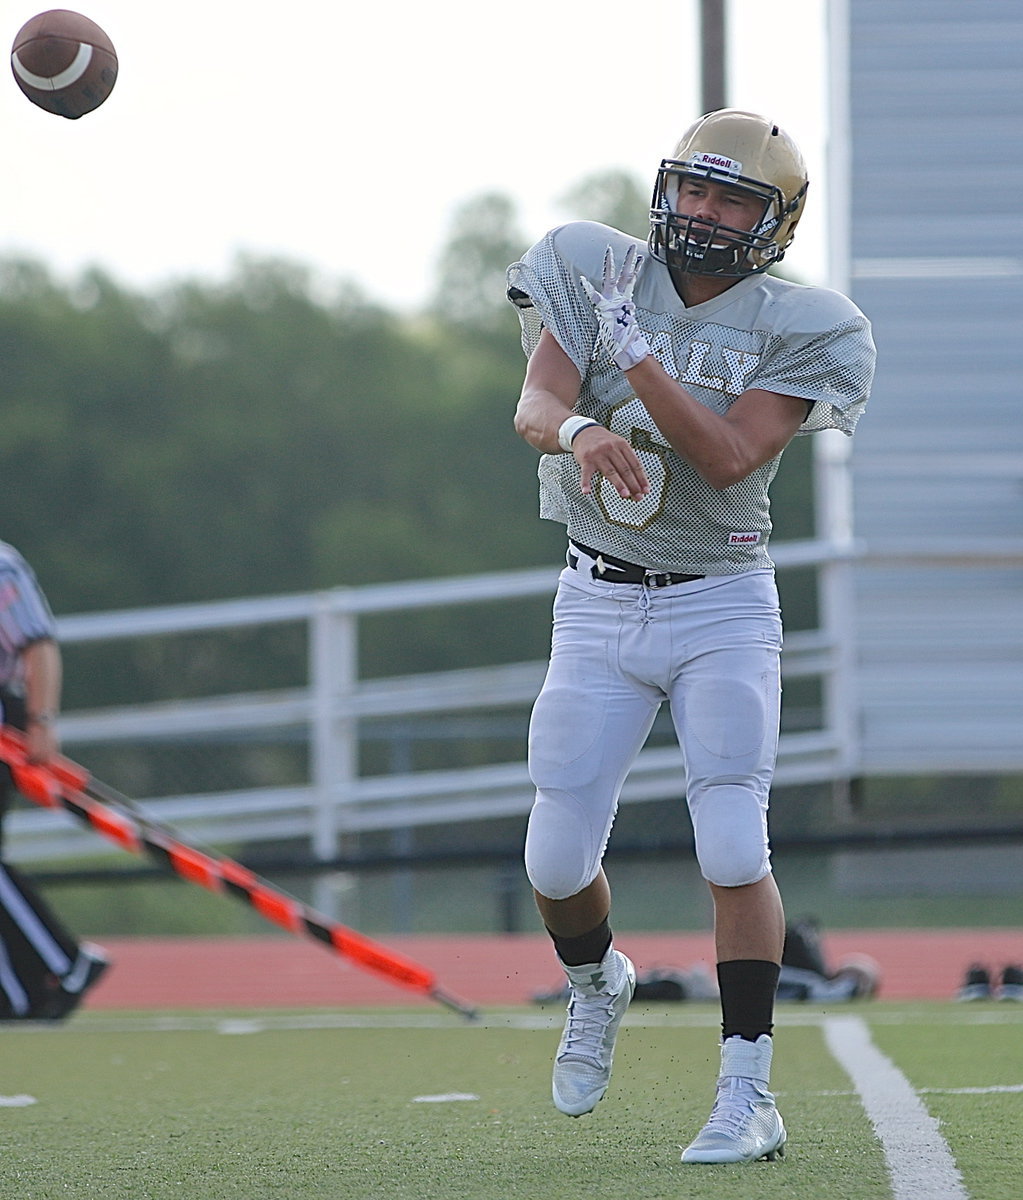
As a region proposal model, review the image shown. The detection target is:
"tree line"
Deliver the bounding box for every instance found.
[0,171,813,705]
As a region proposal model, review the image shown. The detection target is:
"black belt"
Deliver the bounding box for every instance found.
[568,541,704,588]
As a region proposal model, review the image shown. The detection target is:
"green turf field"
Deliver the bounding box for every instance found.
[1,1002,1020,1200]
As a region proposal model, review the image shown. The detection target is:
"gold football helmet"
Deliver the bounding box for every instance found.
[649,109,809,278]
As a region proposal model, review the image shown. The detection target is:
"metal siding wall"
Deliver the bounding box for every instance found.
[849,7,1023,259]
[845,1,1023,773]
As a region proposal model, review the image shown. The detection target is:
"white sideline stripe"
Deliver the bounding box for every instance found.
[923,1084,1023,1096]
[824,1016,969,1200]
[800,1084,1023,1098]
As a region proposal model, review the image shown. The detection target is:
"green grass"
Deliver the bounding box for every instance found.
[870,1013,1023,1198]
[0,1002,1020,1199]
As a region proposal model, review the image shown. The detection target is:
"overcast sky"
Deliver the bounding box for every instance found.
[2,0,828,309]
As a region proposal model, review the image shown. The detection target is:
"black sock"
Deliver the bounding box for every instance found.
[548,918,612,967]
[717,959,780,1042]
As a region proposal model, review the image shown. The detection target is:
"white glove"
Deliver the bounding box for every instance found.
[580,244,651,371]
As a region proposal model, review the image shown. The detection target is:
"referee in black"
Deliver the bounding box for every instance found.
[0,539,109,1019]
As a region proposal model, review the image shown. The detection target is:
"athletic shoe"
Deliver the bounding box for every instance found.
[551,948,636,1117]
[35,944,111,1021]
[681,1034,786,1165]
[954,964,992,1002]
[995,965,1023,1002]
[831,952,882,999]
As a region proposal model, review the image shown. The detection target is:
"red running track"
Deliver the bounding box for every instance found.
[78,928,1023,1012]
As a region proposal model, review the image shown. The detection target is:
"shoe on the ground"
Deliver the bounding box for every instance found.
[35,944,111,1021]
[954,963,992,1002]
[995,964,1023,1002]
[681,1034,786,1164]
[831,953,881,999]
[552,948,636,1117]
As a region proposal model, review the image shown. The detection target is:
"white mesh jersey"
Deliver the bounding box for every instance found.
[508,221,875,574]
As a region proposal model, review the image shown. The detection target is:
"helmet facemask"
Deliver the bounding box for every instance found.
[650,159,806,280]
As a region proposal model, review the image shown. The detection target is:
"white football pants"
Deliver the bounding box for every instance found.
[524,560,783,899]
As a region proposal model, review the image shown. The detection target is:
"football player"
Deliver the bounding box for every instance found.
[508,109,875,1164]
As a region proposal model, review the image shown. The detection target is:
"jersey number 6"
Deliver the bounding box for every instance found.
[597,397,670,531]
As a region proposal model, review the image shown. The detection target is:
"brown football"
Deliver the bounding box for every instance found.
[11,9,117,119]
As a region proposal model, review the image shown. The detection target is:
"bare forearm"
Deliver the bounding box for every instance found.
[514,329,587,454]
[624,357,752,488]
[20,639,62,761]
[22,638,61,720]
[513,327,650,501]
[625,357,807,489]
[513,386,576,455]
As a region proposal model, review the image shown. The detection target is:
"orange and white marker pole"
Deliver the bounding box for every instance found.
[0,726,479,1020]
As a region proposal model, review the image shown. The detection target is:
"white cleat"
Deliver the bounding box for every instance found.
[681,1033,787,1164]
[551,949,636,1117]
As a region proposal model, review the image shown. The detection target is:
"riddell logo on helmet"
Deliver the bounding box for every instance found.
[689,152,742,175]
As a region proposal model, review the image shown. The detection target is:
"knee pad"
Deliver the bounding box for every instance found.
[524,788,608,900]
[690,781,771,888]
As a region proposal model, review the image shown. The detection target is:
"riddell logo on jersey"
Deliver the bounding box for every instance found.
[728,532,761,545]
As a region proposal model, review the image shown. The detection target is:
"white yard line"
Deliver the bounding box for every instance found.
[824,1015,969,1200]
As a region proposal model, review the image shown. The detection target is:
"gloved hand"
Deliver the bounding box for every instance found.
[580,244,651,371]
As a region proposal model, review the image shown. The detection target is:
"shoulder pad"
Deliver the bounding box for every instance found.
[550,222,646,286]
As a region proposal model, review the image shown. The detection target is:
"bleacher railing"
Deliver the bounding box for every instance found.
[9,540,855,866]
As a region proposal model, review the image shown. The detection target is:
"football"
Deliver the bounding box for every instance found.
[11,9,117,119]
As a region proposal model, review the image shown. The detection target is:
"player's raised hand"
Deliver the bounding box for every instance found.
[580,245,651,371]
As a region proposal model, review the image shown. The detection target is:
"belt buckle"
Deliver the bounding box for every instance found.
[644,570,672,589]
